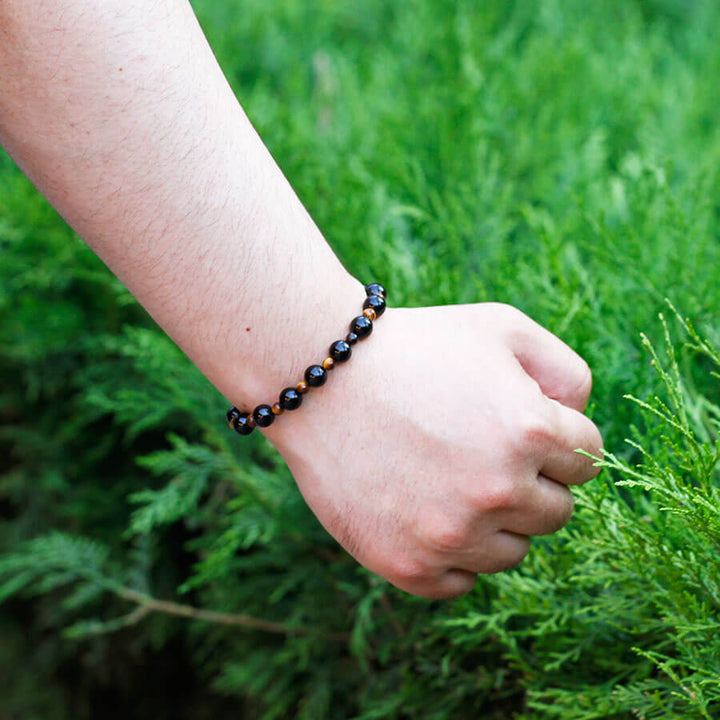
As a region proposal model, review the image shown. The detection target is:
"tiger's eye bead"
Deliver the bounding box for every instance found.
[350,315,373,339]
[232,412,255,436]
[330,339,352,363]
[362,307,377,322]
[365,282,386,298]
[296,381,309,394]
[363,293,386,318]
[322,357,335,371]
[280,387,303,410]
[272,403,284,415]
[305,364,327,387]
[345,332,359,346]
[253,404,275,428]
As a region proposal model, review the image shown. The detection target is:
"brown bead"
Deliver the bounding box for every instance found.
[322,357,335,371]
[272,403,284,415]
[363,307,377,321]
[296,381,309,394]
[246,415,257,429]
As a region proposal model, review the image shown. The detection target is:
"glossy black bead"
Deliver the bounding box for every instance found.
[226,407,242,426]
[253,404,275,428]
[233,412,255,436]
[363,294,386,318]
[350,314,373,339]
[345,332,359,345]
[365,282,386,298]
[305,364,328,387]
[279,387,303,411]
[329,339,352,363]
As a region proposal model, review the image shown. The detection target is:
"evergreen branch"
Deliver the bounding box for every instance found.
[380,594,406,637]
[0,533,348,642]
[115,586,349,642]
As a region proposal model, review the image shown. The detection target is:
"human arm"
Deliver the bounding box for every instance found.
[0,0,602,598]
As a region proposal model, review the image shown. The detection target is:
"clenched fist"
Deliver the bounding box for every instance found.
[268,303,602,598]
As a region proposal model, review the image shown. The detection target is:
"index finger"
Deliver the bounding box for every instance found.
[505,308,593,412]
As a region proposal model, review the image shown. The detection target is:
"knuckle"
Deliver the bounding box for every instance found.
[386,555,431,586]
[490,302,527,330]
[515,412,554,453]
[476,481,519,512]
[424,517,471,553]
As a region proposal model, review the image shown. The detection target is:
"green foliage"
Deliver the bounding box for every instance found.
[3,0,720,718]
[446,308,720,719]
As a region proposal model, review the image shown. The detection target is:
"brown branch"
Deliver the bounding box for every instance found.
[380,593,406,637]
[116,587,348,642]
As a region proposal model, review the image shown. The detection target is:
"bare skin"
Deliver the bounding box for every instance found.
[0,0,602,598]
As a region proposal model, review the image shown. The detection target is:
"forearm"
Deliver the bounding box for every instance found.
[0,0,362,408]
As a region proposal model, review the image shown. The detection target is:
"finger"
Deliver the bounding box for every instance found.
[424,569,478,599]
[538,399,603,485]
[444,530,531,577]
[385,562,478,600]
[501,475,575,536]
[504,308,593,412]
[402,532,531,597]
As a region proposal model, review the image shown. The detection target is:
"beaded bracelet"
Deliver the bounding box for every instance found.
[226,283,386,435]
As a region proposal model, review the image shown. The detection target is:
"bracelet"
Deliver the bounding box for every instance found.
[226,283,387,435]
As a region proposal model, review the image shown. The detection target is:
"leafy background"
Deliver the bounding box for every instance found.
[1,0,720,718]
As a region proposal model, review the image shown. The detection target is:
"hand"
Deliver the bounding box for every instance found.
[268,302,602,598]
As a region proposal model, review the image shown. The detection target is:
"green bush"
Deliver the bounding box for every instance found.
[2,0,720,717]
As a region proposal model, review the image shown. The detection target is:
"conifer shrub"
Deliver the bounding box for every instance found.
[2,0,720,717]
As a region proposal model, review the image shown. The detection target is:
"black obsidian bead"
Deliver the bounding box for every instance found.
[226,407,242,428]
[233,412,256,436]
[365,282,386,298]
[329,339,352,363]
[363,294,386,318]
[279,387,303,411]
[305,364,328,387]
[345,331,359,345]
[350,314,373,339]
[253,404,275,428]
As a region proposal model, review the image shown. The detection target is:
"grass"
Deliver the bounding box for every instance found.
[1,0,720,717]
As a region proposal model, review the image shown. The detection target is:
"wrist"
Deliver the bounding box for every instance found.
[265,301,399,467]
[217,268,368,416]
[227,281,389,448]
